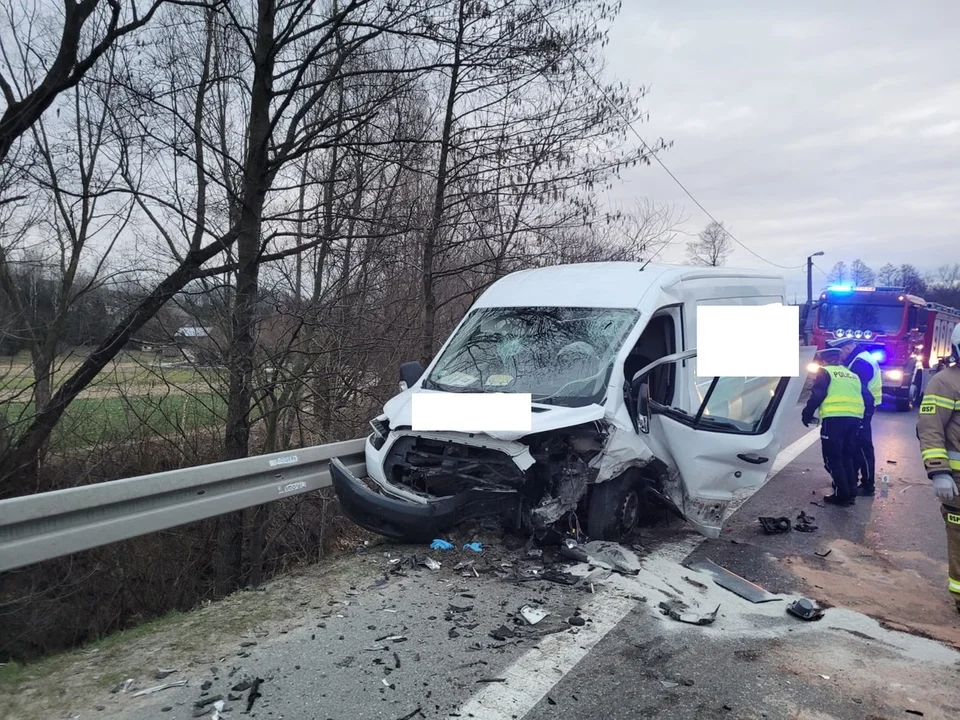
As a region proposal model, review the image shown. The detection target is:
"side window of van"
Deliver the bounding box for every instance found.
[695,376,782,432]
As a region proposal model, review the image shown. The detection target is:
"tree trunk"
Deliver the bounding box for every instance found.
[216,0,277,595]
[420,0,466,366]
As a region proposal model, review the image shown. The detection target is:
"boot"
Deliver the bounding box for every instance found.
[823,493,855,507]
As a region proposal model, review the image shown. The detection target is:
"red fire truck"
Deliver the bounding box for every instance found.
[811,285,960,411]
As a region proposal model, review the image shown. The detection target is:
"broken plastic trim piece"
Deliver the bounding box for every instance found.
[758,516,791,534]
[658,601,719,625]
[786,598,824,621]
[686,558,781,604]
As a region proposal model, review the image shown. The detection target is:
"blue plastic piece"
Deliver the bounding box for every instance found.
[430,539,455,551]
[463,542,483,553]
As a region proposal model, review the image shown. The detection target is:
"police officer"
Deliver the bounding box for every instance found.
[916,325,960,613]
[802,347,872,506]
[828,337,882,495]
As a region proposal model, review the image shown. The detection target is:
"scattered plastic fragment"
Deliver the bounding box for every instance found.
[489,624,516,641]
[245,679,263,713]
[431,539,455,551]
[660,680,680,689]
[154,668,178,680]
[477,678,507,683]
[420,557,441,571]
[786,598,824,621]
[463,542,483,553]
[658,601,719,626]
[559,539,641,575]
[195,695,224,709]
[132,680,188,697]
[814,548,832,558]
[687,559,780,603]
[120,679,135,693]
[819,675,830,680]
[395,707,426,720]
[794,511,818,533]
[758,516,791,534]
[520,605,549,625]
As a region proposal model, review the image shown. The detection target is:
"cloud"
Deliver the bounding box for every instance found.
[601,1,960,291]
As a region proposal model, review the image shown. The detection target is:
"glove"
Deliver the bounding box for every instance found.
[802,416,812,427]
[931,473,958,502]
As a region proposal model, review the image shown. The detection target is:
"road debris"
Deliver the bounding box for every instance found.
[520,605,549,625]
[794,511,818,532]
[658,601,719,626]
[117,678,135,694]
[759,516,791,534]
[810,501,825,508]
[687,559,780,603]
[245,678,263,712]
[430,539,454,551]
[489,624,516,641]
[421,556,441,571]
[395,707,425,720]
[463,542,484,553]
[132,680,188,697]
[814,548,832,558]
[154,668,179,679]
[568,615,586,627]
[477,678,507,683]
[559,539,641,575]
[786,597,824,621]
[682,576,708,591]
[660,680,680,689]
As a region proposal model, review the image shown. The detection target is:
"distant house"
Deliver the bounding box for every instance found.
[173,326,221,364]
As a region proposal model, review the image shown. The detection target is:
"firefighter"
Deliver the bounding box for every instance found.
[916,324,960,613]
[802,346,871,506]
[828,337,882,495]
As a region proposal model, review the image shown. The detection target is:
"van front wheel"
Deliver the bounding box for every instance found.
[587,472,641,541]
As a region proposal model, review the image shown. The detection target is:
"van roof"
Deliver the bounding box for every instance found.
[473,261,784,310]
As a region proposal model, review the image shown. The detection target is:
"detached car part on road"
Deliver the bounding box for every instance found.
[331,262,813,541]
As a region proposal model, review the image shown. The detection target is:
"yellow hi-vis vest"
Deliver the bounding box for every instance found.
[854,350,882,405]
[820,365,866,419]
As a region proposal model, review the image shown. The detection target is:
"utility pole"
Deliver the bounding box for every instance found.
[806,251,824,306]
[805,251,824,346]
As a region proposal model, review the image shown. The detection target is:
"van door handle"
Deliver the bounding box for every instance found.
[737,453,769,465]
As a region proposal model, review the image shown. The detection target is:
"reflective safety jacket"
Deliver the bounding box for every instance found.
[851,350,882,407]
[802,364,868,423]
[917,366,960,479]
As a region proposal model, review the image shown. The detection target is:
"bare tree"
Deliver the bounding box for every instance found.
[686,220,732,267]
[827,261,847,284]
[849,259,875,286]
[0,0,205,168]
[877,263,898,285]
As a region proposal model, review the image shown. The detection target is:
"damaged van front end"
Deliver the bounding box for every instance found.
[331,262,810,542]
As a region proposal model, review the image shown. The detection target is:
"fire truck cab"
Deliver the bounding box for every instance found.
[812,285,960,412]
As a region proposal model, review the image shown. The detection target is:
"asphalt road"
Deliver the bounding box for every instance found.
[22,405,960,720]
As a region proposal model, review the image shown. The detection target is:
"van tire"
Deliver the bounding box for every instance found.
[587,472,641,541]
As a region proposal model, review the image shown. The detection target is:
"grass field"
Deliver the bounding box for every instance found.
[0,352,228,449]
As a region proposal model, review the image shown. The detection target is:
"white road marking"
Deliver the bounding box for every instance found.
[453,427,823,720]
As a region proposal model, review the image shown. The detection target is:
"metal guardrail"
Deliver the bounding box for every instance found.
[0,438,367,573]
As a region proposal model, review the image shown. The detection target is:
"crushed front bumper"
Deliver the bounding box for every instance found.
[329,457,520,540]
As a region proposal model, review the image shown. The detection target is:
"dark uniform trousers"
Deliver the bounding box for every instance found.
[821,416,861,499]
[856,409,876,488]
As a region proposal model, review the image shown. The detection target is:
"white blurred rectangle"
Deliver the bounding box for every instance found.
[412,393,532,432]
[697,305,799,377]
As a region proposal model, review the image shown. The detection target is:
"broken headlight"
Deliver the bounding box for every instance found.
[369,416,390,450]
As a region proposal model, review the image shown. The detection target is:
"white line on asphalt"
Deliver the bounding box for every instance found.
[453,427,822,720]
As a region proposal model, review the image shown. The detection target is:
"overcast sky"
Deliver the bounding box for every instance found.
[602,0,960,301]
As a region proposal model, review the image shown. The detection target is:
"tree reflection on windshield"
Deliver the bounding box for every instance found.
[426,307,639,407]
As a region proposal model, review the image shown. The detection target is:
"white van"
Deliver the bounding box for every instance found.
[331,262,812,541]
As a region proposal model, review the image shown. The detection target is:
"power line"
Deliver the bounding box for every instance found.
[536,11,803,271]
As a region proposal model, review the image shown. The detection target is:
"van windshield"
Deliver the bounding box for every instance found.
[424,307,640,407]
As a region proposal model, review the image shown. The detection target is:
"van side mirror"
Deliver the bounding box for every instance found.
[637,382,650,418]
[399,361,425,391]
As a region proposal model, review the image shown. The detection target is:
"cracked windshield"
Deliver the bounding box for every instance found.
[425,307,639,406]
